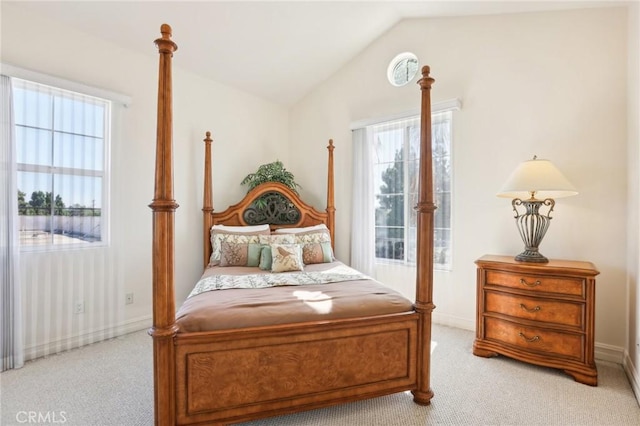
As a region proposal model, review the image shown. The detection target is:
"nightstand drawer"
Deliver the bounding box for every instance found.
[485,270,585,297]
[485,291,584,327]
[484,317,583,360]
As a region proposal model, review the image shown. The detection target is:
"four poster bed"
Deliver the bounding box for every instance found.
[149,25,436,425]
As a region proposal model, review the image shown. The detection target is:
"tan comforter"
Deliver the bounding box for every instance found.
[175,261,413,332]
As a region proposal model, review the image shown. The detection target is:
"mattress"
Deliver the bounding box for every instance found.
[175,261,414,332]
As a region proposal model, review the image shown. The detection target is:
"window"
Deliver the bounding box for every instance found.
[372,112,452,269]
[387,52,419,87]
[12,78,110,248]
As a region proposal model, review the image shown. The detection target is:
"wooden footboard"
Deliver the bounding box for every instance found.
[174,313,419,425]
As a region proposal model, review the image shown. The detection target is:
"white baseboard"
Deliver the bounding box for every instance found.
[24,315,152,362]
[622,351,640,406]
[595,341,625,363]
[433,312,475,331]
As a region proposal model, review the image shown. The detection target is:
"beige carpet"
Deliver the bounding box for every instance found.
[1,324,639,425]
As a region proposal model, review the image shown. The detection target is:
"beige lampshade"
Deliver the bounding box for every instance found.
[497,157,578,200]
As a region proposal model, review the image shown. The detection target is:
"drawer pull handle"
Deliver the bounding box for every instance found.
[520,303,541,313]
[520,278,541,288]
[518,332,540,343]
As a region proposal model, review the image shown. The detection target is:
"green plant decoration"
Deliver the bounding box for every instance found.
[241,161,301,212]
[241,160,301,193]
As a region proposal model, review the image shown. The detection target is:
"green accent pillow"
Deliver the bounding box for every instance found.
[247,243,262,267]
[259,245,273,270]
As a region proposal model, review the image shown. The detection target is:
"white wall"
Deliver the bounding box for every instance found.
[1,3,289,359]
[290,7,630,355]
[625,1,640,400]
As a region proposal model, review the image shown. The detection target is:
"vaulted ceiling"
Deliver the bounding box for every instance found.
[5,1,623,105]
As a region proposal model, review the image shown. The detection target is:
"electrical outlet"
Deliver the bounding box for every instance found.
[74,301,85,314]
[125,293,134,305]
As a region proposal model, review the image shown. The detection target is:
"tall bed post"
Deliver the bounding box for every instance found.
[202,131,214,268]
[412,65,436,405]
[326,139,336,249]
[149,24,178,426]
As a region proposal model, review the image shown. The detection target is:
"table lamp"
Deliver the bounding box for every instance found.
[497,156,578,263]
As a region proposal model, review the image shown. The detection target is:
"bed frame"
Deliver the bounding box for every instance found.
[149,24,436,425]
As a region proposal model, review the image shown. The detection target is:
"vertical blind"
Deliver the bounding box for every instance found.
[1,74,24,370]
[2,64,134,361]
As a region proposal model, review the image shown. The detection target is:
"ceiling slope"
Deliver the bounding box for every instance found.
[4,1,626,105]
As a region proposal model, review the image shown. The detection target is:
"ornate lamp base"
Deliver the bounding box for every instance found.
[515,248,548,263]
[511,197,555,264]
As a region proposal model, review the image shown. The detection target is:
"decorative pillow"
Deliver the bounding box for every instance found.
[302,242,334,265]
[247,243,262,267]
[259,245,273,270]
[273,224,328,234]
[273,224,331,243]
[219,242,262,267]
[293,229,331,245]
[270,244,304,273]
[209,227,270,266]
[212,224,270,232]
[256,235,298,270]
[219,242,248,267]
[258,234,296,245]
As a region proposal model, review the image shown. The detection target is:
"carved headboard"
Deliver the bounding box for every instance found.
[210,182,330,229]
[201,133,335,268]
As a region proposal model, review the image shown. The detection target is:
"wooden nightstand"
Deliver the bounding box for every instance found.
[473,255,599,386]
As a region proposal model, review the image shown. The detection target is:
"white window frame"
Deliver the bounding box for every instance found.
[3,63,130,251]
[371,116,420,265]
[354,99,460,271]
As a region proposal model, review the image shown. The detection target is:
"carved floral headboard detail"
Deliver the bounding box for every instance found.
[243,191,301,225]
[240,160,303,226]
[210,182,329,230]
